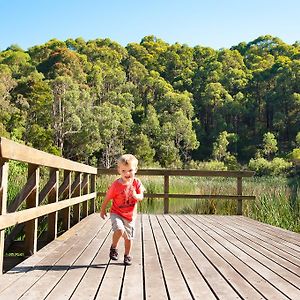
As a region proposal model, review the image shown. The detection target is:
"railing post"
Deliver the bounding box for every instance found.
[164,175,169,214]
[82,174,89,218]
[0,159,8,274]
[62,171,71,231]
[47,168,59,241]
[73,172,82,224]
[89,174,96,214]
[237,176,243,215]
[24,164,39,256]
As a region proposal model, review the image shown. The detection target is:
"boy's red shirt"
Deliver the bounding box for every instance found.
[106,178,144,221]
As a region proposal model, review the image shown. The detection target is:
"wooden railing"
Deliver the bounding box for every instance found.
[0,137,255,274]
[0,137,97,274]
[98,168,255,214]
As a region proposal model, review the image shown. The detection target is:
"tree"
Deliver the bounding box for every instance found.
[166,110,199,163]
[261,132,278,159]
[127,131,155,167]
[50,76,84,155]
[212,131,237,162]
[95,102,133,168]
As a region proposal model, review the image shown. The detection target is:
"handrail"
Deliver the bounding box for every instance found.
[0,137,97,274]
[98,168,254,177]
[0,137,97,174]
[98,168,255,214]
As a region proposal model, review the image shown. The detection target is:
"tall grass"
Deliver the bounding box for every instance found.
[97,174,300,233]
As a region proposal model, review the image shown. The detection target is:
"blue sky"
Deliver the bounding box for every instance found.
[1,0,299,51]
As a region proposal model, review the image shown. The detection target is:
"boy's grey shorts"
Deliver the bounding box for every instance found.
[110,213,135,240]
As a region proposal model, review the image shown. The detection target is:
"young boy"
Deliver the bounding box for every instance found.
[100,154,145,265]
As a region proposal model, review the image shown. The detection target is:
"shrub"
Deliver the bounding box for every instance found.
[249,157,292,176]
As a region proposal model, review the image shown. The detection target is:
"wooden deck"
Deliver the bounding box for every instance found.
[0,214,299,300]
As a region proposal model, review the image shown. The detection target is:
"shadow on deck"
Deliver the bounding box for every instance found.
[0,214,299,299]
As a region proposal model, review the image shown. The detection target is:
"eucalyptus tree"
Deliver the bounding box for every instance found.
[50,76,86,155]
[94,102,134,168]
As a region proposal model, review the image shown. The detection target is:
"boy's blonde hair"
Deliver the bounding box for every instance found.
[117,154,138,167]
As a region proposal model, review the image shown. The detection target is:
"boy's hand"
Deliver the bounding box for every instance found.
[100,210,107,219]
[131,187,143,201]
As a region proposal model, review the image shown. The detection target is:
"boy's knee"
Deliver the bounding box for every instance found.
[116,229,124,236]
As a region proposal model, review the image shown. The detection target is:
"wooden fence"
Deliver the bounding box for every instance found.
[0,137,97,274]
[98,168,255,214]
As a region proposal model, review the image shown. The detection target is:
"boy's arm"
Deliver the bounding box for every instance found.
[100,196,111,219]
[132,190,144,201]
[132,184,145,201]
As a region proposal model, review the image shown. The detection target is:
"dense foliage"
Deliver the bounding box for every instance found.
[1,35,299,170]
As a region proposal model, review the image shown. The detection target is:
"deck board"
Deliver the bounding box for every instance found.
[0,214,299,300]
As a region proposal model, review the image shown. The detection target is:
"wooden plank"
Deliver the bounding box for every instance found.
[142,214,168,299]
[168,215,243,299]
[0,192,97,230]
[0,137,97,174]
[69,219,112,299]
[17,215,104,299]
[0,215,99,298]
[42,219,111,300]
[224,216,300,256]
[157,215,216,299]
[186,215,300,299]
[235,216,300,245]
[206,215,300,268]
[94,223,125,299]
[181,215,289,299]
[149,214,193,299]
[120,215,143,299]
[1,214,298,299]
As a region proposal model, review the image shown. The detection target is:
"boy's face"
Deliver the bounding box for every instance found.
[118,161,137,184]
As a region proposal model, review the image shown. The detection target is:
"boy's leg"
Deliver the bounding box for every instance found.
[124,238,132,256]
[122,218,135,265]
[110,214,126,260]
[112,229,124,248]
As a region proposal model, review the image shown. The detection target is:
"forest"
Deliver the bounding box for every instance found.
[0,35,299,173]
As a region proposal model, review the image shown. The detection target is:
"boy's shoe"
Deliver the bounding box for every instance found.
[109,247,118,260]
[124,255,132,266]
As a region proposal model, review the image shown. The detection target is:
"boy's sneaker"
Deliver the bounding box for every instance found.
[109,247,118,260]
[124,255,132,266]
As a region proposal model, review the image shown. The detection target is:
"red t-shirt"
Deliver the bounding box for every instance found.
[106,178,144,221]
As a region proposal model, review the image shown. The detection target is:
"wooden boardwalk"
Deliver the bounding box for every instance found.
[0,214,299,300]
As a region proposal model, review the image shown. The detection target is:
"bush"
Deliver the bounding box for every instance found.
[248,157,292,176]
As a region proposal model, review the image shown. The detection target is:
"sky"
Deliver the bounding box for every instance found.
[1,0,299,51]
